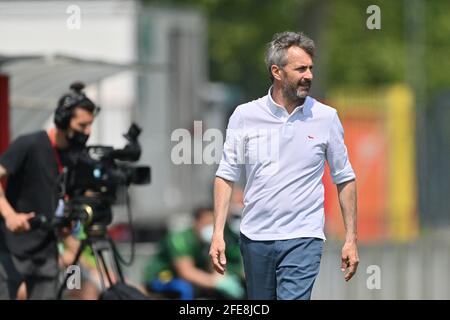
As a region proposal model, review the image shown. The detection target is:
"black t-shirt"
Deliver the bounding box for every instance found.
[0,130,61,259]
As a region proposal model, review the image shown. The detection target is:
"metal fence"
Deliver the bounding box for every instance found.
[416,91,450,228]
[312,234,450,299]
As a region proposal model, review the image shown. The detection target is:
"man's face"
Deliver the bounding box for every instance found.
[277,46,314,102]
[68,107,94,135]
[66,107,94,147]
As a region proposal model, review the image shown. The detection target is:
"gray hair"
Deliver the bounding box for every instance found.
[265,31,315,82]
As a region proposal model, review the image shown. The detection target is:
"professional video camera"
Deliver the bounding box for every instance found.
[30,123,151,233]
[57,122,151,232]
[53,123,151,299]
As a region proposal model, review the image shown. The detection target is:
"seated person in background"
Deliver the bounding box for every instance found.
[143,207,244,300]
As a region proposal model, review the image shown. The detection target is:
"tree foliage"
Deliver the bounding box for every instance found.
[145,0,450,101]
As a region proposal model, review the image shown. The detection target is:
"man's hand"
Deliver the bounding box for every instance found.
[4,211,35,233]
[341,241,359,281]
[209,234,227,274]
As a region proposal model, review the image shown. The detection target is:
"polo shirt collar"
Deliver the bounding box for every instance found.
[267,86,307,118]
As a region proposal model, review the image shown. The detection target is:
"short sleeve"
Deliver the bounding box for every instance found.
[215,108,245,182]
[326,112,356,184]
[166,231,194,259]
[0,135,30,176]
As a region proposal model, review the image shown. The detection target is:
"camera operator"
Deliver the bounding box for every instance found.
[0,82,98,299]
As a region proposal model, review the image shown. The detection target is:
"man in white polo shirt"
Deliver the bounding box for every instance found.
[209,31,359,300]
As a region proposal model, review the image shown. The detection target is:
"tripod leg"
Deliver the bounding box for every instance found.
[57,239,88,300]
[91,243,109,291]
[107,238,125,283]
[91,239,125,287]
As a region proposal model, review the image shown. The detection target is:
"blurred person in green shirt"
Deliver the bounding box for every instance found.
[143,207,244,300]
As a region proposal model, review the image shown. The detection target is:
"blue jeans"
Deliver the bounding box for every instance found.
[239,234,323,300]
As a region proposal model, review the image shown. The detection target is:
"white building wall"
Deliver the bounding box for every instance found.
[0,0,137,147]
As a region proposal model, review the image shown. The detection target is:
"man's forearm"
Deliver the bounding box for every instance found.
[213,176,234,236]
[0,165,10,218]
[0,181,15,219]
[175,258,218,289]
[337,179,357,242]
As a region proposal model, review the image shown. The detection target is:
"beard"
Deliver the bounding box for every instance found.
[66,130,89,149]
[281,79,311,104]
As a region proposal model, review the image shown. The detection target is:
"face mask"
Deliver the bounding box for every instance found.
[67,130,89,148]
[199,224,214,243]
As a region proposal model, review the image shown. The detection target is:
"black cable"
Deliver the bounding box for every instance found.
[111,188,135,267]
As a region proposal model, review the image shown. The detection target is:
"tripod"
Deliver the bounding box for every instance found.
[57,224,125,300]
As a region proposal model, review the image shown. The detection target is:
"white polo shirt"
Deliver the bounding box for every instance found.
[216,88,355,241]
